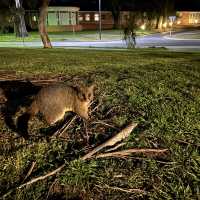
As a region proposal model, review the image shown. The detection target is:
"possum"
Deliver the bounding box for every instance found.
[17,83,94,136]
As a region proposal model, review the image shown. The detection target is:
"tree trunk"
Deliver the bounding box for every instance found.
[112,8,120,28]
[158,15,163,30]
[14,12,28,37]
[38,0,52,48]
[14,0,28,38]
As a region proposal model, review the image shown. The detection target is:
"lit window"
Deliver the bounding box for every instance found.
[85,14,90,21]
[94,13,99,21]
[33,16,37,21]
[79,15,83,21]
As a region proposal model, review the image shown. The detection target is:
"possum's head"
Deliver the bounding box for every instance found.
[75,84,95,120]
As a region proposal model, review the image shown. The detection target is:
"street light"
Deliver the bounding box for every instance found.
[99,0,102,40]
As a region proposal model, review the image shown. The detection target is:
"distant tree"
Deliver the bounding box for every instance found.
[0,8,13,33]
[23,0,52,48]
[38,0,52,48]
[0,0,28,37]
[152,0,175,30]
[123,13,137,48]
[13,0,28,37]
[106,0,122,28]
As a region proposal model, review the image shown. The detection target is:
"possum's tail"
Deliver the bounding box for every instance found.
[17,101,39,139]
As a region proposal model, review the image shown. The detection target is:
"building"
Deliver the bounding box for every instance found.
[26,7,200,32]
[78,11,114,30]
[47,7,82,31]
[26,7,138,32]
[176,11,200,26]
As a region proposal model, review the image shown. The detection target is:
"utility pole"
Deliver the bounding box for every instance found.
[99,0,102,40]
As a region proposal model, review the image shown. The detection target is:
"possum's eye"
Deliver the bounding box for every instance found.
[87,92,93,101]
[88,93,91,99]
[78,92,87,101]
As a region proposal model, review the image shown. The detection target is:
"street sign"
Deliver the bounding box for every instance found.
[169,16,176,22]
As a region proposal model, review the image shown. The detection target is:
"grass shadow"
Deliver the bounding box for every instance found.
[0,80,41,138]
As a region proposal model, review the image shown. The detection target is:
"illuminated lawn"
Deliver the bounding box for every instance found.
[0,29,154,42]
[0,48,199,199]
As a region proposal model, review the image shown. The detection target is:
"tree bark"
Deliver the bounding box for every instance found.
[158,15,163,30]
[38,0,52,48]
[14,0,28,38]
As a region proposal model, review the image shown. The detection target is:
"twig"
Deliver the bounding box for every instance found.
[23,161,36,182]
[2,164,65,199]
[18,164,65,189]
[90,102,102,114]
[91,121,119,130]
[105,142,126,152]
[176,139,200,148]
[94,148,169,159]
[2,122,138,197]
[95,184,147,194]
[46,179,58,200]
[83,121,89,143]
[81,122,138,160]
[52,116,77,138]
[90,93,106,114]
[105,105,120,116]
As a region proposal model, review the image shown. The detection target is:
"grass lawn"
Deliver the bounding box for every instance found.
[0,29,154,42]
[0,48,199,199]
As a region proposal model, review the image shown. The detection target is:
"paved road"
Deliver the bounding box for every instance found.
[0,30,200,51]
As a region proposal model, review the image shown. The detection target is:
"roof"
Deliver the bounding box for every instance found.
[48,6,80,12]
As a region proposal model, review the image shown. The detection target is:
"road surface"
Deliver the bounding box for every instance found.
[0,30,200,51]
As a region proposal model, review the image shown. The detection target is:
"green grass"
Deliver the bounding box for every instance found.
[0,48,200,200]
[0,29,154,42]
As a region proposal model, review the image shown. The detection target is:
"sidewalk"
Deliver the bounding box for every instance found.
[164,30,200,41]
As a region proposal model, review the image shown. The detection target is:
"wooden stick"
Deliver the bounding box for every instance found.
[2,164,65,198]
[52,116,77,137]
[81,122,138,160]
[18,164,65,189]
[23,161,36,182]
[2,122,138,196]
[46,179,58,200]
[95,184,147,194]
[94,149,169,159]
[105,142,125,152]
[91,121,119,130]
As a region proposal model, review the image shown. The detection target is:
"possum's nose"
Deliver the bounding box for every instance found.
[82,112,89,120]
[84,114,89,120]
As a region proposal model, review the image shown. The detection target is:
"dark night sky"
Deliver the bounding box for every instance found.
[49,0,200,11]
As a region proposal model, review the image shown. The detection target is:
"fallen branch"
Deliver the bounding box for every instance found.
[176,139,200,147]
[23,161,37,182]
[52,116,77,137]
[2,164,65,199]
[46,179,58,200]
[105,142,126,152]
[91,121,119,130]
[2,122,138,197]
[81,122,138,160]
[95,184,147,194]
[18,164,65,189]
[94,148,169,159]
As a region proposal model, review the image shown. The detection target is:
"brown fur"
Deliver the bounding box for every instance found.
[26,83,94,125]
